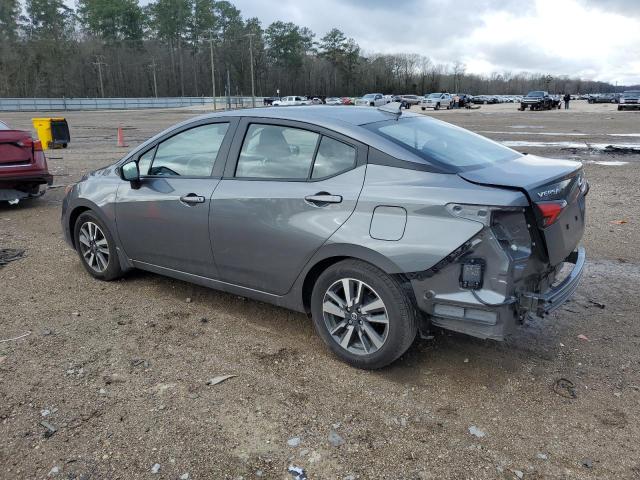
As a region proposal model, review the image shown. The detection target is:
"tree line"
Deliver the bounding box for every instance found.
[0,0,633,99]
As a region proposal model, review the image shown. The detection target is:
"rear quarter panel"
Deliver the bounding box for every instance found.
[323,165,530,274]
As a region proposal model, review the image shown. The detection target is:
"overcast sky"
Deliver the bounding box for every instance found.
[229,0,639,85]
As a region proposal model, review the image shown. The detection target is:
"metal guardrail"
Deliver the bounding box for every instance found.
[0,97,265,112]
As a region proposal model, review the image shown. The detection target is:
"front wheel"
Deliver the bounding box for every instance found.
[74,211,124,281]
[434,103,440,110]
[310,260,417,369]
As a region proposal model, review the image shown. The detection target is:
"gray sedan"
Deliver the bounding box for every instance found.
[62,105,588,369]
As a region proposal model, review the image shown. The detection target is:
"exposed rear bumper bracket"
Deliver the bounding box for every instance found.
[519,247,586,316]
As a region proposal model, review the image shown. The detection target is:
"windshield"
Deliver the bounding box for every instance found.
[363,116,521,170]
[428,93,441,98]
[0,121,9,130]
[623,91,640,97]
[363,94,375,99]
[527,91,545,97]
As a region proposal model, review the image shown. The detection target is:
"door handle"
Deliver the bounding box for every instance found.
[304,193,343,205]
[180,194,206,205]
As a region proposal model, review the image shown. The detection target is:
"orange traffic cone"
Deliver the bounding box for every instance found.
[117,127,128,147]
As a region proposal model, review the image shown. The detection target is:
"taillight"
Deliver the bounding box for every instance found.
[17,137,42,151]
[536,200,567,227]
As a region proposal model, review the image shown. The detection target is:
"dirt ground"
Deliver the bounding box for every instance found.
[1,101,639,480]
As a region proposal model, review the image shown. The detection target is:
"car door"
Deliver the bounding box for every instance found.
[210,118,367,295]
[116,118,236,277]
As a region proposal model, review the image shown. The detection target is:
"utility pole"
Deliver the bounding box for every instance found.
[92,56,107,98]
[226,68,231,110]
[149,58,158,98]
[208,37,217,110]
[245,33,256,108]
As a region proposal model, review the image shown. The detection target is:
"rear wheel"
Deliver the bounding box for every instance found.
[74,211,123,281]
[310,259,417,369]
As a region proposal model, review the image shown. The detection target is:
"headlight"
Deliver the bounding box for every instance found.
[620,98,626,103]
[64,183,76,196]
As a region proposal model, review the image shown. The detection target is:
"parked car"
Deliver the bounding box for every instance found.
[355,93,386,107]
[587,93,619,104]
[400,95,421,107]
[325,97,343,105]
[272,96,306,106]
[421,93,453,110]
[263,97,280,106]
[519,91,559,110]
[617,91,640,110]
[471,95,499,105]
[62,107,588,369]
[341,97,354,105]
[1,120,53,203]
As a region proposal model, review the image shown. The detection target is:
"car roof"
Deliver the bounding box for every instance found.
[193,105,421,127]
[127,106,433,170]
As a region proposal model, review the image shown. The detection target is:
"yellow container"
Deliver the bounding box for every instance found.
[31,117,67,150]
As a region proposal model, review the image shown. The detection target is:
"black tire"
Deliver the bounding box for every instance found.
[434,103,440,110]
[73,211,124,281]
[310,259,417,369]
[421,107,426,111]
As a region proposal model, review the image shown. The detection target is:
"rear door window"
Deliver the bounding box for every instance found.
[235,124,359,180]
[311,137,356,179]
[236,124,319,179]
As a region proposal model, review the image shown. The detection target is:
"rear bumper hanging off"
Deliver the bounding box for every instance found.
[519,247,586,316]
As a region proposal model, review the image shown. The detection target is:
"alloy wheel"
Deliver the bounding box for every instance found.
[322,278,390,355]
[78,221,109,273]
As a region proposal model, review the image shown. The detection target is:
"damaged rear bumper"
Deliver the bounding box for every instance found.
[518,247,585,316]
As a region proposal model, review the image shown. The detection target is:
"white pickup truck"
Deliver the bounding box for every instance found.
[355,93,387,107]
[420,93,453,110]
[272,96,310,106]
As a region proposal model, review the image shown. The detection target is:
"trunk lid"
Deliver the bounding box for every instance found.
[0,130,34,166]
[459,155,587,266]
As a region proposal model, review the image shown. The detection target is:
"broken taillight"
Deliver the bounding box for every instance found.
[536,200,567,227]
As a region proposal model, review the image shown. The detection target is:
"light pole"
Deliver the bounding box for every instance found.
[245,33,256,108]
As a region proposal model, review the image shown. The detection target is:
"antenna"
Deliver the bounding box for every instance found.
[377,101,403,119]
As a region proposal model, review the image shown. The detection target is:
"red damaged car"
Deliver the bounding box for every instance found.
[0,120,52,203]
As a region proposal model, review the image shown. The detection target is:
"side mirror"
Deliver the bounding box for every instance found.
[121,161,140,182]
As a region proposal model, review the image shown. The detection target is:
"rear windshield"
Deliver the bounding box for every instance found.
[0,121,9,130]
[363,116,521,171]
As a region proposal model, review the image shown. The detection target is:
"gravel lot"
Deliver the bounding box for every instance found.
[1,101,639,479]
